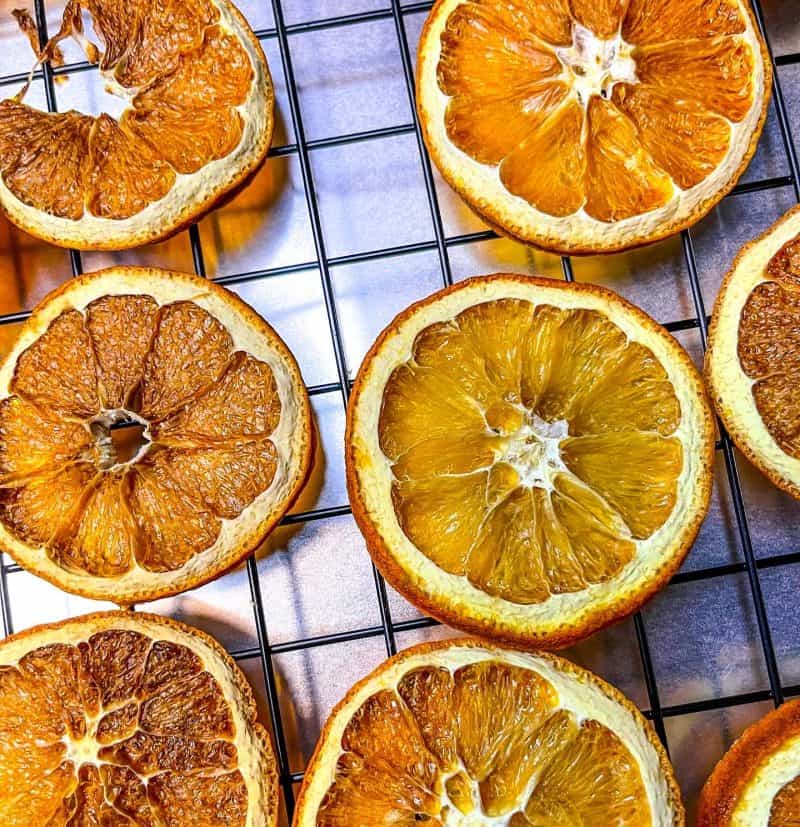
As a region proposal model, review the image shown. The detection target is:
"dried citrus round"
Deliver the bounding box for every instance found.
[346,275,714,648]
[0,267,312,604]
[0,610,278,826]
[697,700,800,826]
[417,0,771,254]
[0,0,273,250]
[706,206,800,500]
[294,638,684,825]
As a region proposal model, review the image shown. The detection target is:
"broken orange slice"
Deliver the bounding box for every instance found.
[0,267,312,604]
[294,639,684,825]
[706,205,800,500]
[698,700,800,826]
[416,0,771,254]
[0,610,278,826]
[0,0,273,250]
[346,275,714,648]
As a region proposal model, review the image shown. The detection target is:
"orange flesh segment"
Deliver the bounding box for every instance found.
[0,296,282,579]
[738,238,800,458]
[0,630,245,826]
[319,660,651,822]
[584,97,673,223]
[434,0,756,218]
[129,25,252,175]
[623,0,745,46]
[612,83,731,190]
[379,299,681,605]
[1,1,252,222]
[0,102,92,221]
[86,114,176,220]
[634,37,755,123]
[500,100,586,218]
[770,774,800,826]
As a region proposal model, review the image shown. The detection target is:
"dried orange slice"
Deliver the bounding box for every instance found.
[417,0,771,254]
[0,267,312,604]
[346,275,714,647]
[293,638,684,825]
[697,700,800,826]
[0,0,272,250]
[706,206,800,500]
[0,610,278,826]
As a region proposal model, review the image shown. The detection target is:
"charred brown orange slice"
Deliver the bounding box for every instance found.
[417,0,771,254]
[0,0,272,250]
[293,639,684,825]
[0,611,278,826]
[0,267,312,604]
[346,275,714,648]
[706,206,800,500]
[698,700,800,827]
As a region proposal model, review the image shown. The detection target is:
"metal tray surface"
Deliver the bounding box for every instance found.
[0,0,798,822]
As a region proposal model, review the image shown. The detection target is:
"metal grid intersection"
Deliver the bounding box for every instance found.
[0,0,796,819]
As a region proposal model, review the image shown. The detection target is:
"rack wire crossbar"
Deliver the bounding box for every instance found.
[0,0,796,819]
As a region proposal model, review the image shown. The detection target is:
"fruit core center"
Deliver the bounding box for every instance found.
[91,411,151,470]
[64,732,101,767]
[556,23,637,106]
[502,414,568,489]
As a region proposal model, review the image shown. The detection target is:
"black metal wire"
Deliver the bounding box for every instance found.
[0,0,798,817]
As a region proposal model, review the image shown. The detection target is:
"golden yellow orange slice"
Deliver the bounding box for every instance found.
[0,611,278,826]
[706,205,800,500]
[417,0,771,253]
[293,639,684,825]
[346,275,714,648]
[0,267,312,604]
[698,700,800,826]
[0,0,272,250]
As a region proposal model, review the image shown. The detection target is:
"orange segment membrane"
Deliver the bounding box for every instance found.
[0,630,244,827]
[318,660,650,823]
[379,299,681,604]
[0,102,92,220]
[738,249,800,458]
[435,0,756,218]
[770,774,800,826]
[0,296,283,579]
[623,0,745,46]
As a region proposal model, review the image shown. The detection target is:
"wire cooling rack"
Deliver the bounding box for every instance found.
[0,0,799,822]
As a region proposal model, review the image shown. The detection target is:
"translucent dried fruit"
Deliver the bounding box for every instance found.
[421,0,764,249]
[380,297,683,606]
[154,351,280,443]
[0,396,90,484]
[635,37,755,122]
[140,301,233,420]
[87,114,176,220]
[0,274,303,598]
[523,720,651,824]
[312,650,662,823]
[0,616,266,827]
[86,294,160,410]
[585,97,674,223]
[12,310,99,418]
[500,100,586,217]
[0,102,92,220]
[612,83,731,190]
[129,450,221,572]
[623,0,745,47]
